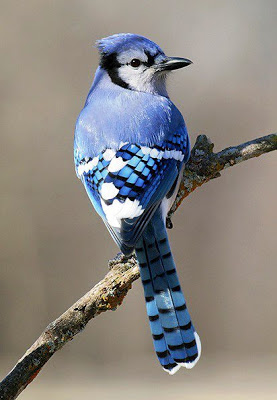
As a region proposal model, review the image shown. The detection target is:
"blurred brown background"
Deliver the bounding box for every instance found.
[1,1,277,399]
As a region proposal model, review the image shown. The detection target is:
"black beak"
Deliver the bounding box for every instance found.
[157,57,192,71]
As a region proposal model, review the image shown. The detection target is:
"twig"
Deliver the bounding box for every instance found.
[0,133,276,400]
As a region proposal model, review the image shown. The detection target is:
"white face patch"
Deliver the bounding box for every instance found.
[113,48,168,95]
[118,63,157,93]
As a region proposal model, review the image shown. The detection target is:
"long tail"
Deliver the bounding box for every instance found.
[135,209,201,374]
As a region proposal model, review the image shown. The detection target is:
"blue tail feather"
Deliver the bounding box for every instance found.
[135,209,201,374]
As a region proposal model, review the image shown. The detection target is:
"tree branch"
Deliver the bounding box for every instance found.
[0,133,276,400]
[167,133,277,225]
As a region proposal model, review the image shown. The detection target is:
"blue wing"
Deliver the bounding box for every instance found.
[75,125,190,255]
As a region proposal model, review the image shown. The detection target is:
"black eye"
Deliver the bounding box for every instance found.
[130,59,141,68]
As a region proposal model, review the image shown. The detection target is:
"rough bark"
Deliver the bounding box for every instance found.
[0,133,276,400]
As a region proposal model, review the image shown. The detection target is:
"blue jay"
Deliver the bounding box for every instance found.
[74,33,201,374]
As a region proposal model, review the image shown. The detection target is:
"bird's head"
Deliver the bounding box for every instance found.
[96,33,192,96]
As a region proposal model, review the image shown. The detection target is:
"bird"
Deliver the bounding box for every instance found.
[74,33,201,374]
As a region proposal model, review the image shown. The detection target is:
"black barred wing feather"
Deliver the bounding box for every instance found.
[76,130,189,254]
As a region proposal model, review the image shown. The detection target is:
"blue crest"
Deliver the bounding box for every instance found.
[96,33,164,56]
